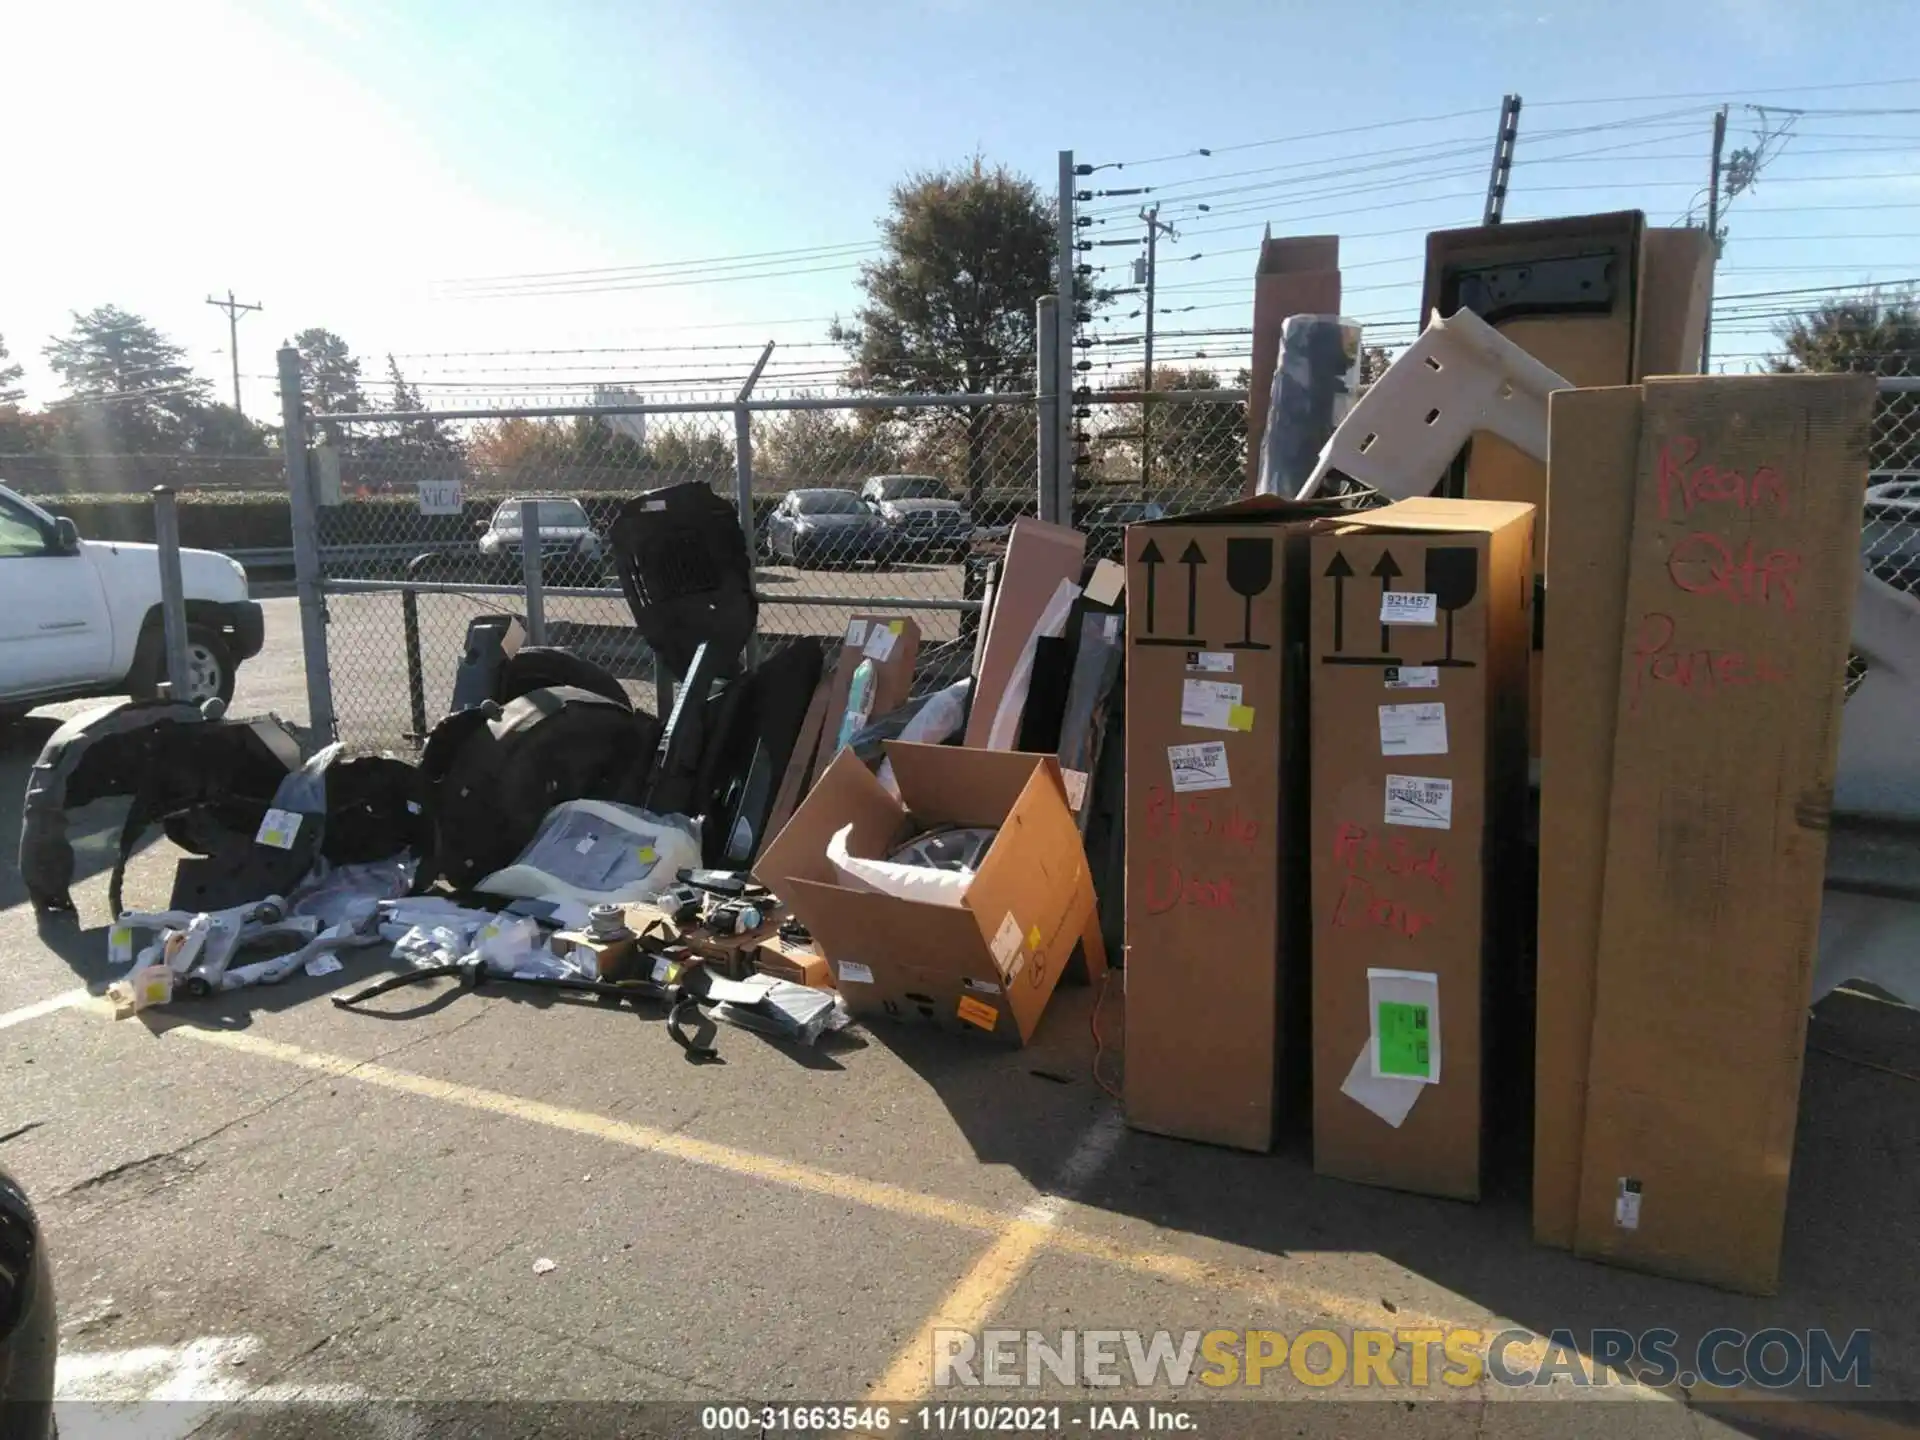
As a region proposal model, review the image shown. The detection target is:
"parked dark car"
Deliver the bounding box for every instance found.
[857,475,973,562]
[765,488,889,569]
[0,1165,55,1439]
[1084,499,1167,560]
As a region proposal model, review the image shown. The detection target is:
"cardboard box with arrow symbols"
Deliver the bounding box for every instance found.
[1121,494,1347,1152]
[1307,498,1535,1200]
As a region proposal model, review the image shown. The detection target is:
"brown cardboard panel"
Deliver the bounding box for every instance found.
[1247,234,1343,494]
[1637,228,1715,379]
[965,520,1087,748]
[1532,386,1644,1249]
[1574,374,1875,1294]
[1122,506,1317,1152]
[755,748,910,893]
[883,739,1068,830]
[812,615,922,784]
[1308,500,1533,1201]
[758,745,1096,1047]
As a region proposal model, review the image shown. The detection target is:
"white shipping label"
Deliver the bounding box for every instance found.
[1180,678,1241,731]
[962,976,1003,996]
[1384,774,1454,830]
[1378,702,1449,757]
[1384,665,1439,690]
[843,619,870,648]
[990,912,1024,973]
[1186,651,1235,673]
[1168,741,1231,793]
[255,809,303,849]
[1615,1179,1643,1231]
[865,625,898,662]
[1380,591,1439,626]
[837,960,875,986]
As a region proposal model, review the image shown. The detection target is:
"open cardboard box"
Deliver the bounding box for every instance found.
[755,742,1107,1045]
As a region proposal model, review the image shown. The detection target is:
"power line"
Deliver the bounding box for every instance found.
[436,239,877,291]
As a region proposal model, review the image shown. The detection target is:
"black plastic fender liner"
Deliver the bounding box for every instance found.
[608,481,757,683]
[416,686,661,892]
[20,700,303,919]
[496,647,632,711]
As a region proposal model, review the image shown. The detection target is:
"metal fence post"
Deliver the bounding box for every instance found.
[150,486,193,702]
[276,346,336,742]
[736,343,774,668]
[1037,296,1061,525]
[519,501,547,645]
[401,587,428,739]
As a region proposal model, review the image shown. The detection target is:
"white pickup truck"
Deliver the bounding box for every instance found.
[0,482,264,720]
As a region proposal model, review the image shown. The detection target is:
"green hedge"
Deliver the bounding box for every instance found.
[39,484,1181,556]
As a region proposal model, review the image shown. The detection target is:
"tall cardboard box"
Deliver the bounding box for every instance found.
[1571,374,1874,1294]
[1309,499,1533,1200]
[1246,234,1342,495]
[1422,212,1714,758]
[1122,497,1329,1152]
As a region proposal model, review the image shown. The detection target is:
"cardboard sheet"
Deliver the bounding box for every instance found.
[965,520,1086,748]
[1573,374,1875,1295]
[1532,386,1643,1250]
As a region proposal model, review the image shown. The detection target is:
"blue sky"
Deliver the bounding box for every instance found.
[4,0,1918,415]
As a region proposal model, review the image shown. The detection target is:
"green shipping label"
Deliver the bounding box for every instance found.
[1376,1001,1432,1079]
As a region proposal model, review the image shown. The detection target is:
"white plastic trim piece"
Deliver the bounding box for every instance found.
[1296,308,1572,501]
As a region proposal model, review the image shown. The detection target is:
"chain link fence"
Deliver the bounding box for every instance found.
[297,392,1044,748]
[279,368,1919,749]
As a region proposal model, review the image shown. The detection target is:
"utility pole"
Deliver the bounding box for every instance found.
[1701,105,1729,372]
[1139,204,1178,493]
[1482,94,1523,225]
[206,290,263,415]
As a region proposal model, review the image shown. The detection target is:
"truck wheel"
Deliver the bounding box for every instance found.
[181,627,236,707]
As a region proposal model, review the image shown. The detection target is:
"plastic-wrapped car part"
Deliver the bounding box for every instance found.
[475,799,702,907]
[1256,314,1362,498]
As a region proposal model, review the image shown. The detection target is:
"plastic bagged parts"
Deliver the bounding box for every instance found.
[476,800,702,908]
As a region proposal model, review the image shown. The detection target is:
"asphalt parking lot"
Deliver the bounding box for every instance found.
[1,599,1916,1438]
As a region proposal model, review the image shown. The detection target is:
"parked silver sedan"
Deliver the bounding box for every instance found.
[765,488,890,569]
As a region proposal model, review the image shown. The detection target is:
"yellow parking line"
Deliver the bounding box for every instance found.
[81,1018,1896,1424]
[0,987,91,1032]
[864,1113,1125,1404]
[172,1025,1010,1237]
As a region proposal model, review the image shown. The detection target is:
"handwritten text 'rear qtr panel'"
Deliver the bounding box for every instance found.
[1628,432,1805,711]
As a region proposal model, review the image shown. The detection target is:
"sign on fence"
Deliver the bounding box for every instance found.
[417,479,464,516]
